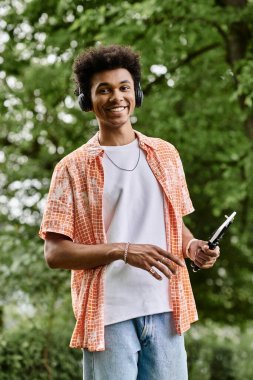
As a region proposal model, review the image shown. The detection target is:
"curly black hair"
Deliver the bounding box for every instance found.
[73,44,141,98]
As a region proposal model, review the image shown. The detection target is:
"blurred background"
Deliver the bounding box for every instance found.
[0,0,253,379]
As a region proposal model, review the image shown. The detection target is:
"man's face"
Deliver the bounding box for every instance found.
[90,68,136,130]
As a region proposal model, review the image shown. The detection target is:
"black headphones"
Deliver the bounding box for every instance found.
[78,83,144,112]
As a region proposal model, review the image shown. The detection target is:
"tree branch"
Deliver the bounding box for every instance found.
[144,42,221,95]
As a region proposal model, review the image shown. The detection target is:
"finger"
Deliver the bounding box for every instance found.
[196,251,217,262]
[198,249,219,260]
[199,261,216,269]
[205,245,220,253]
[152,259,175,279]
[147,266,163,281]
[194,256,205,268]
[202,245,220,257]
[194,257,216,269]
[211,247,220,258]
[160,257,178,275]
[158,248,185,267]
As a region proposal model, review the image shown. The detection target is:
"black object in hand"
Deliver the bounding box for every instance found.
[191,211,236,273]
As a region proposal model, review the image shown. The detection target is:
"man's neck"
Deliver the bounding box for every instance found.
[98,127,136,146]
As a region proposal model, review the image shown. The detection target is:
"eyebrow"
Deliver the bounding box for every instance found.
[96,80,131,89]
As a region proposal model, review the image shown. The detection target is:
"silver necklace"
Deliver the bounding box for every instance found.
[104,146,141,172]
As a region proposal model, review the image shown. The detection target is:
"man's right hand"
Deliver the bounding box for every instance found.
[125,244,186,280]
[44,233,185,278]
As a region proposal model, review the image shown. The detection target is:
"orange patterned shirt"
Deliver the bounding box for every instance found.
[39,130,198,351]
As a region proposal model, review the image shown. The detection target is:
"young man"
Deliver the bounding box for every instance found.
[39,45,220,380]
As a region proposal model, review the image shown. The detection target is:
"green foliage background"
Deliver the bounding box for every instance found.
[1,0,253,378]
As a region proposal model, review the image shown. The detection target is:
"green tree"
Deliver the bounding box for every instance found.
[1,0,253,378]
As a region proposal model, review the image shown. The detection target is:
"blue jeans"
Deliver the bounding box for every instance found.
[83,312,188,380]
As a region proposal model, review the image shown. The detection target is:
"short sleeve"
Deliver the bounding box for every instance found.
[39,162,75,240]
[175,150,195,217]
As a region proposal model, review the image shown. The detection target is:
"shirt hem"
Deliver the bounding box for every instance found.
[104,308,173,326]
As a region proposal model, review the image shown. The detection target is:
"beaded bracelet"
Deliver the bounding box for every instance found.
[124,242,130,263]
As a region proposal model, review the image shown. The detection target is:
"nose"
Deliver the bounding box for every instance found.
[109,89,123,103]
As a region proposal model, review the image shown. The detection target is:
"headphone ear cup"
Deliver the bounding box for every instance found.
[135,84,144,108]
[78,93,92,112]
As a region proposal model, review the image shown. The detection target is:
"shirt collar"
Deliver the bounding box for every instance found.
[85,130,158,157]
[134,130,157,150]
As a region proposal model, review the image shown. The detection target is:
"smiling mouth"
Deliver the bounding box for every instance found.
[107,106,127,112]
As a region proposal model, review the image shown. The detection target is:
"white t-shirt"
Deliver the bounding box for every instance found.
[102,138,172,326]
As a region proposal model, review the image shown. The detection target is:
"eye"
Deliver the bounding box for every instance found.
[99,88,110,94]
[121,85,130,91]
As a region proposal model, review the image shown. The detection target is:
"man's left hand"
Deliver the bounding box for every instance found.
[188,240,220,269]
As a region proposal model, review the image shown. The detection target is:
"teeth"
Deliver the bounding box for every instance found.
[109,107,125,112]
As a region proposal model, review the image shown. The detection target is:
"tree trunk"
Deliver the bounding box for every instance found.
[217,0,253,142]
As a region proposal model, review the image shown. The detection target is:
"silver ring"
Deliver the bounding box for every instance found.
[150,268,155,274]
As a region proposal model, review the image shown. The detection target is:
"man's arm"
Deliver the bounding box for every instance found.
[44,232,123,270]
[44,232,185,280]
[182,221,220,269]
[182,222,194,258]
